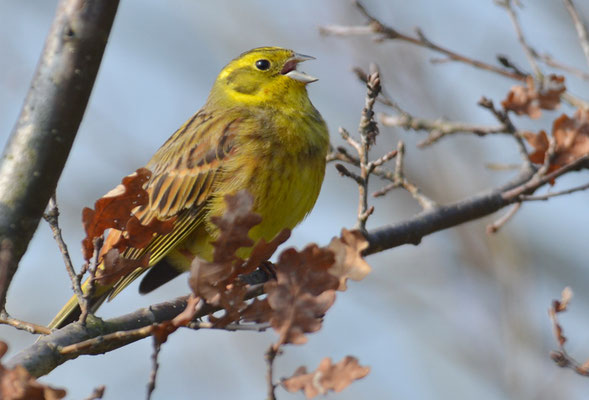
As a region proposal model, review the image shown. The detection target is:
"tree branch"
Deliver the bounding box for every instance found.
[8,285,264,378]
[364,155,588,255]
[379,113,509,147]
[563,0,589,69]
[319,0,526,81]
[0,0,119,311]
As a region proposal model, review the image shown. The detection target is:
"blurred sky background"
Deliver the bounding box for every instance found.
[1,0,589,399]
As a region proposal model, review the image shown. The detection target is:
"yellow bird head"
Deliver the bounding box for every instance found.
[209,47,318,107]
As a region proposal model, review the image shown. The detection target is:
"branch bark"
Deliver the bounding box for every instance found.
[7,296,191,377]
[0,0,119,310]
[364,155,588,255]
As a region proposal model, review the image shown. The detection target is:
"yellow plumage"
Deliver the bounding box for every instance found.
[48,47,329,329]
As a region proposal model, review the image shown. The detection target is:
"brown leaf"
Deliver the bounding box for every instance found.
[189,191,287,328]
[241,298,273,324]
[501,75,565,119]
[327,229,371,291]
[523,130,549,165]
[171,295,201,327]
[0,341,66,400]
[81,168,151,260]
[96,249,149,286]
[189,191,260,299]
[537,75,566,110]
[555,286,573,313]
[113,215,176,253]
[264,245,339,345]
[552,109,589,167]
[209,191,261,265]
[524,109,589,172]
[240,228,290,276]
[281,356,370,399]
[152,295,202,345]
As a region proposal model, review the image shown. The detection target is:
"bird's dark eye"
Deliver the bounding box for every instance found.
[255,59,271,71]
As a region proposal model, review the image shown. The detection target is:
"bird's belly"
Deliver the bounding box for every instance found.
[173,149,325,265]
[249,156,324,243]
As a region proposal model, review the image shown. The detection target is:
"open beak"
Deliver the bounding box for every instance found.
[281,53,318,84]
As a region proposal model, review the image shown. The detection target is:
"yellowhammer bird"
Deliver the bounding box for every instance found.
[49,47,329,329]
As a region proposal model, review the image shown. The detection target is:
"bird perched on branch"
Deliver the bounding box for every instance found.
[49,47,329,329]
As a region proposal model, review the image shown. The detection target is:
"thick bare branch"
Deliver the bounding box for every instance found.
[0,0,119,311]
[364,155,588,255]
[8,285,263,378]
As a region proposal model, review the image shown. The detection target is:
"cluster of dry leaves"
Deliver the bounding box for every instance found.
[502,75,589,172]
[187,191,371,397]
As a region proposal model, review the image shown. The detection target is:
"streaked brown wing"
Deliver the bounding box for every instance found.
[104,110,240,299]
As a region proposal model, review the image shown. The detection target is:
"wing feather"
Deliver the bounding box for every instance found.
[103,110,241,299]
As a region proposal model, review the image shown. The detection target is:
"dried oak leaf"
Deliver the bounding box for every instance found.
[553,286,573,313]
[524,109,589,172]
[264,245,339,345]
[523,129,550,165]
[0,341,66,400]
[112,214,175,253]
[81,168,151,260]
[552,109,589,166]
[189,191,289,327]
[152,295,202,345]
[189,190,260,302]
[327,229,371,291]
[281,356,370,399]
[241,297,273,323]
[501,75,565,119]
[95,248,149,286]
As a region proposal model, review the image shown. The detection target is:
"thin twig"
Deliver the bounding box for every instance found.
[0,313,52,335]
[146,337,161,400]
[502,155,589,200]
[519,181,589,201]
[266,345,279,400]
[340,65,382,231]
[79,236,104,324]
[563,0,589,69]
[352,67,404,112]
[59,324,156,355]
[43,195,88,319]
[319,1,526,81]
[548,287,589,377]
[324,2,589,110]
[328,146,396,184]
[486,202,522,234]
[357,65,381,214]
[478,97,531,167]
[379,113,509,147]
[534,52,589,81]
[498,0,543,79]
[373,141,437,210]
